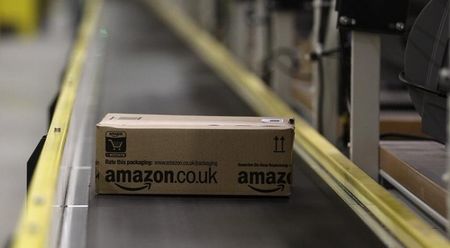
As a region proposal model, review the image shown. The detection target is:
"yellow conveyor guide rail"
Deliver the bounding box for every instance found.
[12,0,102,247]
[145,0,450,247]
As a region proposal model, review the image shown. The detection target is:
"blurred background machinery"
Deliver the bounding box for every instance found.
[183,0,450,227]
[0,0,49,35]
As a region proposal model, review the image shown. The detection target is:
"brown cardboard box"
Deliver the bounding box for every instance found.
[96,113,295,196]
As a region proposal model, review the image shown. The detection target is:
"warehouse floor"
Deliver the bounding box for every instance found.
[0,1,72,244]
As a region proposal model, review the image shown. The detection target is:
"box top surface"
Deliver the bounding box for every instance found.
[98,113,294,130]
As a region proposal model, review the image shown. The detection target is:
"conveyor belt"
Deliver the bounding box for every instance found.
[15,0,450,247]
[82,1,383,247]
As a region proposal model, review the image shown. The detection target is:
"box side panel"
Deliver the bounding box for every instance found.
[95,127,294,196]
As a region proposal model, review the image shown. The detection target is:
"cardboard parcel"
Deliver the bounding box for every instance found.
[96,113,295,196]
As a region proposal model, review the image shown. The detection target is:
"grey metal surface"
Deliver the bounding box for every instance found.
[54,14,106,248]
[350,32,381,180]
[380,170,447,227]
[60,207,89,248]
[82,1,385,247]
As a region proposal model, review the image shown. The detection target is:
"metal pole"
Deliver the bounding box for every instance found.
[227,0,249,63]
[445,87,450,235]
[310,0,323,129]
[321,0,340,145]
[271,10,295,102]
[350,32,381,180]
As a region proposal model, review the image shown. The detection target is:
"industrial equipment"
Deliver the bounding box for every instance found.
[403,0,449,143]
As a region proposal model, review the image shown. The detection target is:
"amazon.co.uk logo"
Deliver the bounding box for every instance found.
[105,131,127,158]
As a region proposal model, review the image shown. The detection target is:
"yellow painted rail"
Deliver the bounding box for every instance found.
[12,0,102,247]
[146,0,450,247]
